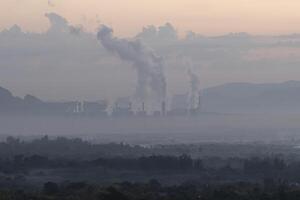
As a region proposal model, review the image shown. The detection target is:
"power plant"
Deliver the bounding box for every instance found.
[66,64,202,118]
[106,92,201,118]
[112,97,134,117]
[96,25,202,118]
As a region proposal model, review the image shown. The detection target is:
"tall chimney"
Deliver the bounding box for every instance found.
[81,101,84,113]
[129,102,132,110]
[142,102,145,112]
[76,102,80,113]
[161,101,166,116]
[197,93,201,111]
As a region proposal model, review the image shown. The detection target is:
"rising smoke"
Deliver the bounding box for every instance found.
[69,25,83,36]
[97,25,167,104]
[187,63,200,110]
[45,13,68,34]
[48,0,55,7]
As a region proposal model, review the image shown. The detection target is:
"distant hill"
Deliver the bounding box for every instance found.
[0,87,107,116]
[1,81,300,115]
[202,80,300,113]
[0,86,23,112]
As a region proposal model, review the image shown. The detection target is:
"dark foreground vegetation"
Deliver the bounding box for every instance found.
[2,180,300,200]
[0,137,300,199]
[1,136,300,159]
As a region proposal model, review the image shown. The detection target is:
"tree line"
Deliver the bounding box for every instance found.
[1,179,300,200]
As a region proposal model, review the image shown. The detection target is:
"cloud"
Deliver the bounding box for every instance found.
[136,23,178,43]
[1,13,300,102]
[48,0,55,7]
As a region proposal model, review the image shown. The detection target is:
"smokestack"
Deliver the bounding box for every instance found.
[81,101,84,113]
[197,93,201,111]
[75,102,79,113]
[76,101,81,113]
[142,102,145,112]
[161,101,166,116]
[186,61,200,111]
[129,102,132,110]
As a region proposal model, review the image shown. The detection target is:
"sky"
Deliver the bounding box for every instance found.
[2,0,300,36]
[1,0,300,102]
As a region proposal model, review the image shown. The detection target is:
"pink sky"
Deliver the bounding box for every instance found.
[2,0,300,36]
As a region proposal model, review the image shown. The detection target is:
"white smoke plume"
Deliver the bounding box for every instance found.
[69,25,83,36]
[186,60,200,110]
[48,0,55,7]
[97,25,167,103]
[45,13,68,34]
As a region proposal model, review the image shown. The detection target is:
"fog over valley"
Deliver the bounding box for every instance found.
[2,13,300,145]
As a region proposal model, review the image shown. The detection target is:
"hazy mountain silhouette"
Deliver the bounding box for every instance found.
[0,87,106,116]
[202,80,300,113]
[1,81,300,115]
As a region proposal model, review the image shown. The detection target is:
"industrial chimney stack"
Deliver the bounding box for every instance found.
[162,101,166,116]
[197,93,201,111]
[142,102,145,112]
